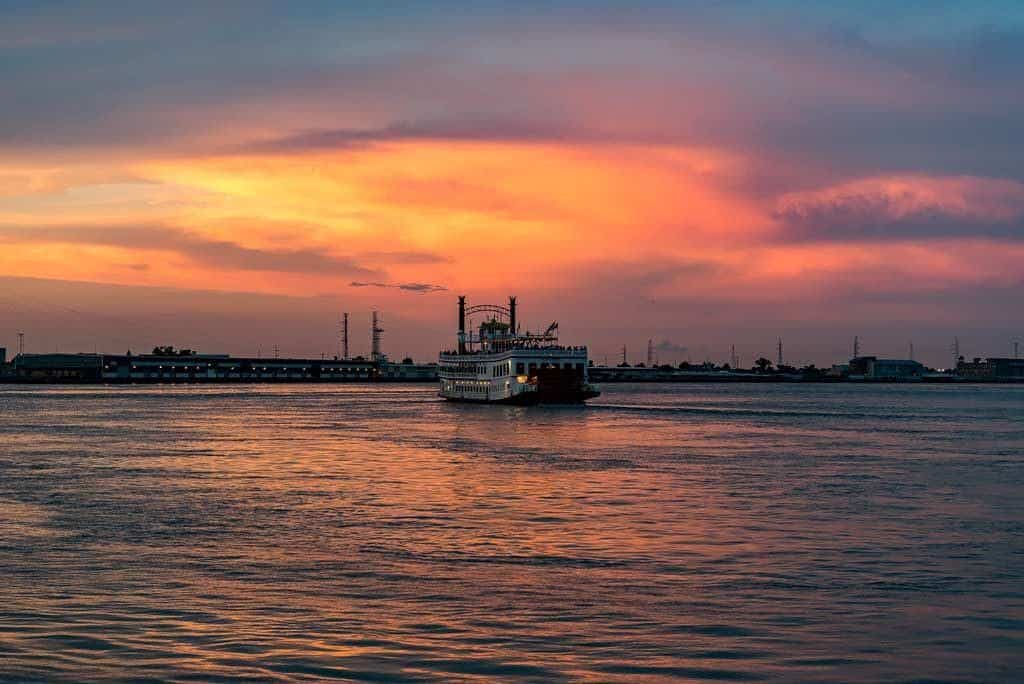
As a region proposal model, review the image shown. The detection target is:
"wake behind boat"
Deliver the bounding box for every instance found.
[439,296,600,404]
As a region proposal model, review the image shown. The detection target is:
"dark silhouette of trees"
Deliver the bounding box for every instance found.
[151,346,195,356]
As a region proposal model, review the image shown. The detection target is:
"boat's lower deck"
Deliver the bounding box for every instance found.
[439,365,599,404]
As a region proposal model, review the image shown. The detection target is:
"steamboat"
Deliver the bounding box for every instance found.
[439,296,600,404]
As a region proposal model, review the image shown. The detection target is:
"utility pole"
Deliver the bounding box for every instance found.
[952,336,960,370]
[730,344,738,369]
[647,339,654,367]
[853,335,860,359]
[777,338,784,368]
[621,345,627,366]
[17,331,24,357]
[909,341,914,361]
[273,344,280,359]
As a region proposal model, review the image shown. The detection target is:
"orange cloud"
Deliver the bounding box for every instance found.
[1,143,1021,324]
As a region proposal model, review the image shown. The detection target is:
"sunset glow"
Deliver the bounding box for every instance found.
[2,2,1022,365]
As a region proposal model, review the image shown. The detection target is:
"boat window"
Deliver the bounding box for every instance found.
[516,362,525,374]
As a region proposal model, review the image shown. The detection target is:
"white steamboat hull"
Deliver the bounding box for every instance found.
[438,348,598,404]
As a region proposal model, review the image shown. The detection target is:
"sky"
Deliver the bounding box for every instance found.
[1,1,1022,367]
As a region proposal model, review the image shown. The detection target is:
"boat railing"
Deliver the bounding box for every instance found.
[440,345,587,356]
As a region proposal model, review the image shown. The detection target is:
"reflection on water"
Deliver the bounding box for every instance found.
[1,383,1022,681]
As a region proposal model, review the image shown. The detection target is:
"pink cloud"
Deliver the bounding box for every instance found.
[774,175,1024,242]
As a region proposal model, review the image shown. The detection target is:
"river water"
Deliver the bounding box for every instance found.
[0,383,1022,682]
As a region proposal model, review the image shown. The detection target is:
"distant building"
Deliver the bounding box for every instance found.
[379,361,438,381]
[101,353,376,382]
[827,363,850,377]
[12,353,103,382]
[1,351,443,384]
[956,357,1024,380]
[849,356,925,380]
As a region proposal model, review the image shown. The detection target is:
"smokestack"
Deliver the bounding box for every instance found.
[371,310,383,362]
[509,296,517,335]
[458,296,466,354]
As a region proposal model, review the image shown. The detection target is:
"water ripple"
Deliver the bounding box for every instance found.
[1,383,1022,681]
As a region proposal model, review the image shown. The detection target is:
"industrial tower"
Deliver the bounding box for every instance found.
[371,311,384,362]
[340,312,349,360]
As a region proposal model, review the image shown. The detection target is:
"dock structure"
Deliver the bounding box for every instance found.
[4,352,1024,385]
[3,352,438,384]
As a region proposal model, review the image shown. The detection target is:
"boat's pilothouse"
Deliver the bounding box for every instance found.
[438,296,600,404]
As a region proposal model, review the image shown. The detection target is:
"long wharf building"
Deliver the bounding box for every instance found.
[4,353,437,384]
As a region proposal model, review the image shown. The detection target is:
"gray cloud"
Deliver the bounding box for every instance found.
[227,117,597,155]
[2,3,1024,221]
[773,186,1024,242]
[359,250,450,265]
[0,223,381,276]
[350,281,447,293]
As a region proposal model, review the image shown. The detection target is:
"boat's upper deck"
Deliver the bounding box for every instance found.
[440,344,587,360]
